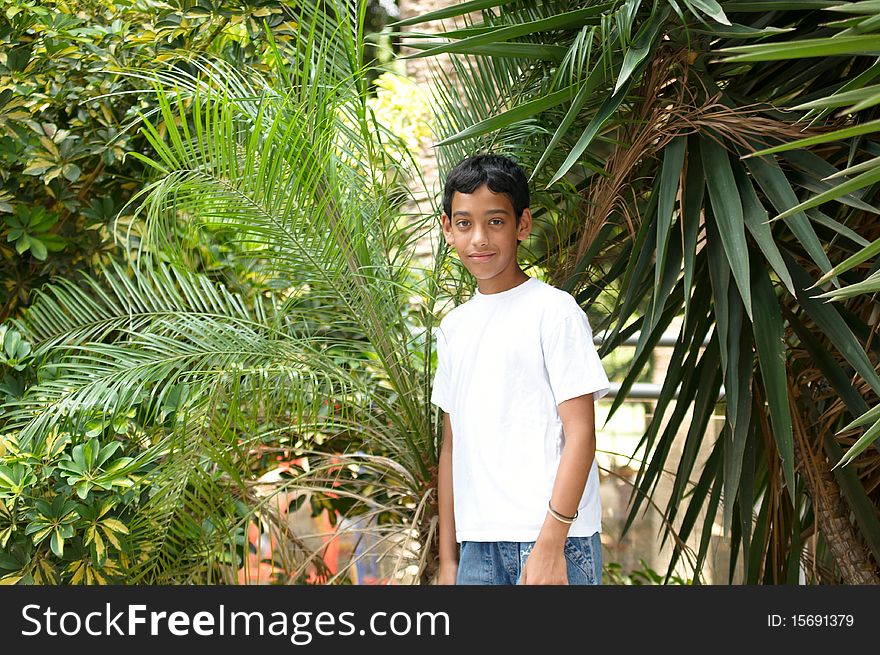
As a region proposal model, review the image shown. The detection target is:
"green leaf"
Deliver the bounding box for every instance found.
[75,482,91,500]
[787,254,880,397]
[615,9,666,94]
[824,1,880,15]
[21,161,53,176]
[401,40,567,60]
[389,0,519,28]
[839,403,880,433]
[847,89,880,113]
[681,136,705,325]
[5,46,31,72]
[436,84,580,147]
[50,530,65,558]
[723,320,754,533]
[750,264,796,501]
[14,234,30,255]
[28,207,58,232]
[691,24,792,38]
[721,35,880,61]
[744,156,834,275]
[127,151,170,175]
[701,138,753,319]
[96,441,122,467]
[654,136,686,325]
[548,78,634,186]
[815,270,880,301]
[29,238,48,261]
[685,0,732,25]
[101,525,123,550]
[806,209,870,247]
[91,529,105,561]
[706,213,731,381]
[822,155,880,181]
[774,164,880,219]
[815,235,880,284]
[40,234,67,252]
[733,163,796,295]
[530,61,609,177]
[100,457,135,475]
[61,163,81,182]
[801,61,880,121]
[403,5,616,60]
[4,330,21,360]
[835,417,880,468]
[746,120,880,158]
[792,84,880,111]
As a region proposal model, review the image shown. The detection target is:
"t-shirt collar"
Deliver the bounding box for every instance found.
[474,276,536,301]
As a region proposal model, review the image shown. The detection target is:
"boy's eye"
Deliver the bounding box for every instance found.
[456,221,470,228]
[489,219,503,225]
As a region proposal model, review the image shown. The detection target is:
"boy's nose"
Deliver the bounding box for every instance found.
[472,227,488,246]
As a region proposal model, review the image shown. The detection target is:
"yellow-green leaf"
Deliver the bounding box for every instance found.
[0,573,24,585]
[101,525,122,550]
[92,529,105,561]
[101,518,129,534]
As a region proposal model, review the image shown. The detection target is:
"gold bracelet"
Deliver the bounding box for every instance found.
[548,501,578,524]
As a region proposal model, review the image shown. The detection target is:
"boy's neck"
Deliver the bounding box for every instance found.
[475,268,530,295]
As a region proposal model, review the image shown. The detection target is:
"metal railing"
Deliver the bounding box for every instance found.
[595,331,724,401]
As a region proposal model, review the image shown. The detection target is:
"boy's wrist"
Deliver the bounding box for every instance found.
[536,513,570,549]
[439,545,460,563]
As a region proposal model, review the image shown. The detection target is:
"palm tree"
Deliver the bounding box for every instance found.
[2,1,450,584]
[395,0,880,583]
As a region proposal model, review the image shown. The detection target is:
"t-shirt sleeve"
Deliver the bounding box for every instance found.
[542,303,610,405]
[430,326,453,413]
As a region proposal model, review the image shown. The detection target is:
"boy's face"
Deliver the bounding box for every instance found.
[441,184,532,292]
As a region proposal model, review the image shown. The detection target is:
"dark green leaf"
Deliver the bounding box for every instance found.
[701,138,753,319]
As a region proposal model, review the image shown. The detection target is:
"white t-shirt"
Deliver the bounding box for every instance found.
[431,276,610,542]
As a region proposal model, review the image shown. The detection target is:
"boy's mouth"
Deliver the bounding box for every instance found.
[468,253,495,262]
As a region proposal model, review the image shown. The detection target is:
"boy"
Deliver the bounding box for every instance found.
[431,154,610,585]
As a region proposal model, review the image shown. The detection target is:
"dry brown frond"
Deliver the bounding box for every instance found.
[558,46,832,291]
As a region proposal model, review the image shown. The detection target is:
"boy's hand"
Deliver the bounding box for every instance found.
[437,560,458,585]
[518,543,567,585]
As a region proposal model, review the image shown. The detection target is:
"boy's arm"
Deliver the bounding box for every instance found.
[519,393,596,585]
[437,412,458,584]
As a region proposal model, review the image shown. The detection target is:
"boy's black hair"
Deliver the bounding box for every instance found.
[442,154,530,223]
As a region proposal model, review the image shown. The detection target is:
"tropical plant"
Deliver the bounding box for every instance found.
[604,558,691,584]
[1,0,448,584]
[0,0,357,321]
[396,0,880,583]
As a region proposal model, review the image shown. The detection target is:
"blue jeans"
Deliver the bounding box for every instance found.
[455,532,603,585]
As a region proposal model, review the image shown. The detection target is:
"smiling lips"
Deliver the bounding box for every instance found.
[469,252,495,261]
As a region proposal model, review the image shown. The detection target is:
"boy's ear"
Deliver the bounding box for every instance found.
[517,208,533,242]
[440,213,454,245]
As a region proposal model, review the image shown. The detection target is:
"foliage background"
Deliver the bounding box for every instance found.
[3,0,880,585]
[399,0,880,584]
[1,0,431,585]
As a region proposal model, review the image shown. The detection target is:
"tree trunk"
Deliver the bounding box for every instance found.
[792,401,880,584]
